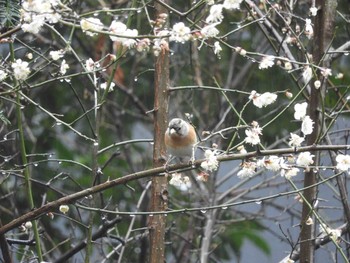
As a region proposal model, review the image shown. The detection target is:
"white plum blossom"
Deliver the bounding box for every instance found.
[321,68,332,78]
[60,59,69,75]
[244,122,262,145]
[249,90,277,108]
[85,58,100,71]
[201,23,220,38]
[301,115,314,135]
[335,73,344,79]
[50,50,64,61]
[258,56,274,69]
[21,0,61,34]
[24,221,33,229]
[100,82,115,92]
[294,102,308,120]
[336,154,350,172]
[136,38,151,52]
[281,256,296,263]
[306,217,314,225]
[296,152,314,167]
[281,167,299,179]
[80,18,104,37]
[201,150,219,172]
[284,61,293,71]
[206,4,224,24]
[59,204,69,214]
[21,20,45,34]
[314,80,321,89]
[0,70,8,81]
[263,156,282,171]
[12,59,31,81]
[285,91,293,99]
[109,21,127,39]
[213,41,222,57]
[235,47,247,56]
[305,18,313,39]
[289,133,304,147]
[302,66,313,84]
[310,7,318,16]
[223,0,243,10]
[169,173,192,191]
[109,21,138,48]
[152,38,168,57]
[170,22,191,43]
[237,161,257,179]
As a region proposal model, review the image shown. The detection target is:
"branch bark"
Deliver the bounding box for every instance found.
[0,144,347,236]
[299,1,337,262]
[149,1,170,262]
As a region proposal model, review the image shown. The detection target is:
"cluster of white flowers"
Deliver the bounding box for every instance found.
[280,257,296,263]
[100,82,115,92]
[336,154,350,172]
[206,0,243,24]
[80,18,152,52]
[238,154,302,180]
[169,173,192,191]
[12,59,31,81]
[85,58,100,71]
[80,18,104,37]
[258,155,283,171]
[201,150,219,172]
[302,66,313,84]
[237,161,257,179]
[50,50,64,61]
[201,23,220,38]
[320,68,332,78]
[310,7,318,16]
[293,102,314,136]
[244,121,262,145]
[60,60,69,75]
[169,22,191,43]
[259,56,275,70]
[21,0,62,34]
[296,151,314,167]
[289,133,305,147]
[249,90,277,108]
[0,69,8,82]
[109,21,139,49]
[304,19,313,39]
[213,41,222,57]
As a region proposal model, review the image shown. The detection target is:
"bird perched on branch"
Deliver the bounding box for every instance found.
[164,118,197,162]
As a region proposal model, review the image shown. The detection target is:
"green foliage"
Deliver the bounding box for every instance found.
[0,0,21,30]
[219,220,270,259]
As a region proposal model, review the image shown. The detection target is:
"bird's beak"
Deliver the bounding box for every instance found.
[169,127,176,135]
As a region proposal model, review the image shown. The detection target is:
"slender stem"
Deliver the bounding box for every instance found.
[10,43,43,261]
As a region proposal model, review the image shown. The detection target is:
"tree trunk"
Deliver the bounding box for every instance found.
[149,1,170,262]
[299,1,337,262]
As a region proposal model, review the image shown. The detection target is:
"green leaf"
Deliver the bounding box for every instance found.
[0,0,21,30]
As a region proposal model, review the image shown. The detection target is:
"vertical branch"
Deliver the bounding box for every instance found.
[299,1,337,262]
[9,43,43,262]
[149,1,170,262]
[200,210,218,263]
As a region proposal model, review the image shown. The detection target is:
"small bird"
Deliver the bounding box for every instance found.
[164,118,197,162]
